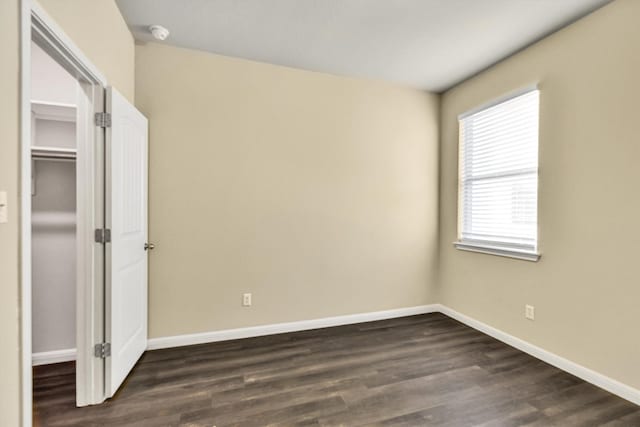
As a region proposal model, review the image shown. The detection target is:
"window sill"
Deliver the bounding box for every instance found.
[453,241,541,262]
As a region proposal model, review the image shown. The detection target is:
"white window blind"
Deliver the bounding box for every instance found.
[456,89,540,260]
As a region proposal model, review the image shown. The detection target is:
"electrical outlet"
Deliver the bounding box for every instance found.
[525,304,535,320]
[242,293,252,307]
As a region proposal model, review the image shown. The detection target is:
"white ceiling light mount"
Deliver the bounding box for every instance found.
[149,25,170,41]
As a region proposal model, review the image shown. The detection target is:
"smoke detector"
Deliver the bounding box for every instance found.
[149,25,170,41]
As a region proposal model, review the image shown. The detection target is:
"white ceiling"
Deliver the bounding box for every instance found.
[116,0,611,92]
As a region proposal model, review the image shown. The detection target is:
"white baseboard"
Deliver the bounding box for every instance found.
[436,304,640,406]
[32,348,76,366]
[147,304,439,350]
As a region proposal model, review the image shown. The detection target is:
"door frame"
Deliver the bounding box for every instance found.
[20,0,108,424]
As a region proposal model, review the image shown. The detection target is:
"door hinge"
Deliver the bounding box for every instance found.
[94,343,111,359]
[95,112,112,128]
[95,228,111,244]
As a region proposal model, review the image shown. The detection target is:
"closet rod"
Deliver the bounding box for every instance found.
[31,146,76,161]
[31,155,76,161]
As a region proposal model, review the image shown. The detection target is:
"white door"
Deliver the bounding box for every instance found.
[105,87,149,397]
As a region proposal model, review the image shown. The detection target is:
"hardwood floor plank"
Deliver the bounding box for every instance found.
[33,313,640,426]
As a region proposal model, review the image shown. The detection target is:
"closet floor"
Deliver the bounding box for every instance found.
[33,313,640,426]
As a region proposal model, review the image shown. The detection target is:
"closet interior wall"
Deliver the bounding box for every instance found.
[31,41,79,360]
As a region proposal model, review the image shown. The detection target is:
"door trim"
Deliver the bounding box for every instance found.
[20,0,109,424]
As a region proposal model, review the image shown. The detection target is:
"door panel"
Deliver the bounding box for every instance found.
[105,87,148,397]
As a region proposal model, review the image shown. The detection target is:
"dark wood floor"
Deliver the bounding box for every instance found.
[34,313,640,426]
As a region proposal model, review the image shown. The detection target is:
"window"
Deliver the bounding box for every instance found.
[455,88,540,261]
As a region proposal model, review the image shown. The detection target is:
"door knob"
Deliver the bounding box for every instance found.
[144,243,155,251]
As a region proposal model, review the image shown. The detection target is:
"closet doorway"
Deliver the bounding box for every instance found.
[28,34,105,414]
[23,4,150,424]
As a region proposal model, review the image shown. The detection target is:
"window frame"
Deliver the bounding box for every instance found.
[454,85,541,262]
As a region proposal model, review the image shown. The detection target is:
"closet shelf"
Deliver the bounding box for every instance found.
[31,100,77,122]
[32,146,77,161]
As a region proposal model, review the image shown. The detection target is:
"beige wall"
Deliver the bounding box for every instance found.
[135,43,440,338]
[0,0,21,424]
[38,0,135,102]
[439,0,640,390]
